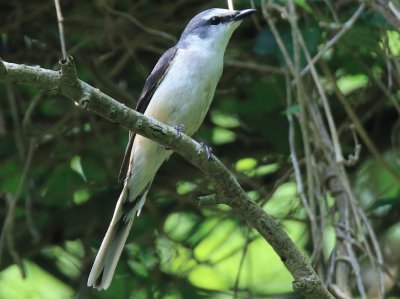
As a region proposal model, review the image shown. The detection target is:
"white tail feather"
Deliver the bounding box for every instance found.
[87,187,133,290]
[87,178,153,290]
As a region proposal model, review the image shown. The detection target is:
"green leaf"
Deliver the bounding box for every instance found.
[211,127,236,145]
[283,104,300,116]
[210,111,240,128]
[236,157,258,172]
[176,181,197,195]
[0,261,73,299]
[294,0,313,13]
[337,74,369,95]
[70,155,87,181]
[73,189,90,204]
[387,30,400,56]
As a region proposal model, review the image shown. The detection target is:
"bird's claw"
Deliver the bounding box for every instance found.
[199,142,212,160]
[165,124,186,150]
[174,124,186,139]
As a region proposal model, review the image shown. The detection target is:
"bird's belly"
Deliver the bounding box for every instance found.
[145,81,215,135]
[161,85,213,136]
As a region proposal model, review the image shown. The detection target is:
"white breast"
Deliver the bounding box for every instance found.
[127,45,224,198]
[144,46,224,135]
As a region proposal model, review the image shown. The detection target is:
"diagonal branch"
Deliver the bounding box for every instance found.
[0,56,334,299]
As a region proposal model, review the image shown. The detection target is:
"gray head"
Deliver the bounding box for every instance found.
[177,8,256,49]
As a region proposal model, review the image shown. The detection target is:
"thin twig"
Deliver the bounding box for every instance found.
[280,0,317,223]
[345,242,367,299]
[24,188,40,243]
[259,163,294,206]
[24,139,41,243]
[296,21,345,163]
[1,194,26,278]
[284,71,314,227]
[100,4,177,43]
[330,283,352,299]
[357,207,385,297]
[319,60,400,184]
[54,0,67,59]
[0,141,35,277]
[336,166,376,298]
[300,4,365,77]
[382,33,393,92]
[227,0,234,10]
[369,2,400,31]
[388,1,400,20]
[261,0,295,75]
[225,59,286,74]
[323,0,339,23]
[233,229,249,299]
[287,0,323,267]
[22,91,44,129]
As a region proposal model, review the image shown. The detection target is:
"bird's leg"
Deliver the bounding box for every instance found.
[174,124,186,139]
[199,142,213,160]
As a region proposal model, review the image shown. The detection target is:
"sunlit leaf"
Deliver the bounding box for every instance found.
[164,212,197,241]
[73,188,90,204]
[337,74,368,95]
[0,261,73,299]
[188,265,230,290]
[387,30,400,56]
[283,104,299,116]
[255,163,279,176]
[236,157,257,172]
[210,111,240,128]
[70,155,87,181]
[211,127,236,145]
[176,181,197,195]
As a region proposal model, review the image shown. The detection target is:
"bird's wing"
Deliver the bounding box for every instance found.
[118,47,178,182]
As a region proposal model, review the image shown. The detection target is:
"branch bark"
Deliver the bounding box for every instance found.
[0,56,335,299]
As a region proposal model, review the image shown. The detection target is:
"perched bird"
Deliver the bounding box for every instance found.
[87,7,256,290]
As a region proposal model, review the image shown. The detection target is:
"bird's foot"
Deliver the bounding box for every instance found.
[199,142,213,160]
[165,124,186,150]
[174,124,186,139]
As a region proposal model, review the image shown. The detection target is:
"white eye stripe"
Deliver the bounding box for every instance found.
[201,9,236,20]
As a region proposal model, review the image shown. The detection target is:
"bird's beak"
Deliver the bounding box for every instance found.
[232,9,257,21]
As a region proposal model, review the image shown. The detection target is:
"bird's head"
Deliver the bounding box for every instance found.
[178,8,256,50]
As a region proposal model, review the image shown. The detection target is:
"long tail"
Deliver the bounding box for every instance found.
[87,180,152,290]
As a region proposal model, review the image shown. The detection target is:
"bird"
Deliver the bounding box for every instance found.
[87,7,256,290]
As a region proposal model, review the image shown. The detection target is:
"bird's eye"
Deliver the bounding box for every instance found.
[210,16,221,25]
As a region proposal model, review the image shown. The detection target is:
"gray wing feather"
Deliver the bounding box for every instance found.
[118,47,178,182]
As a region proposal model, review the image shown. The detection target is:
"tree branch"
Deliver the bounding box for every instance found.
[0,56,334,299]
